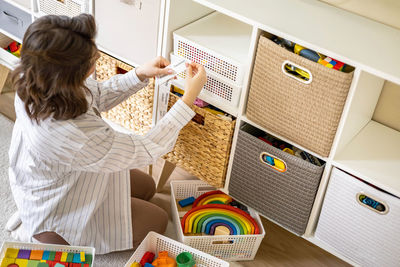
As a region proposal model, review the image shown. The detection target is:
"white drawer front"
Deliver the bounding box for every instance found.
[95,0,161,66]
[315,167,400,267]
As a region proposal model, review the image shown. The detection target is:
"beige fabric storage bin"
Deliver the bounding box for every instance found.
[95,52,235,188]
[246,35,354,157]
[315,168,400,266]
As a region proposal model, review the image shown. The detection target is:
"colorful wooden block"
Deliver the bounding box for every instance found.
[48,252,56,261]
[5,248,19,259]
[18,250,32,259]
[83,254,92,265]
[72,253,81,263]
[54,252,62,262]
[37,262,49,267]
[16,258,29,267]
[42,251,50,261]
[30,250,44,260]
[60,252,68,262]
[27,260,40,267]
[0,258,15,267]
[79,252,85,263]
[66,253,74,263]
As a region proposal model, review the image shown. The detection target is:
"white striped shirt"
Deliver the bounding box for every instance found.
[8,70,195,254]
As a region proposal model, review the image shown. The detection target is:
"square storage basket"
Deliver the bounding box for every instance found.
[171,180,265,261]
[0,33,20,67]
[36,0,90,17]
[246,35,354,157]
[0,241,95,266]
[228,125,324,235]
[171,53,241,114]
[95,52,235,188]
[124,231,229,267]
[315,168,400,267]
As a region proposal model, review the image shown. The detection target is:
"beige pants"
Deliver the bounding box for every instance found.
[33,169,168,249]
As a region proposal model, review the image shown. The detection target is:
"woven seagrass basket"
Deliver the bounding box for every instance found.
[95,52,235,188]
[247,35,354,157]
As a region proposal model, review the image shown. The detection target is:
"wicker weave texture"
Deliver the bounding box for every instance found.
[228,129,324,235]
[96,52,153,135]
[164,94,236,188]
[246,36,354,157]
[95,52,235,188]
[315,168,400,267]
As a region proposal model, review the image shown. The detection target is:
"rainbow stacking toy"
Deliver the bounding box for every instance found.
[181,191,260,235]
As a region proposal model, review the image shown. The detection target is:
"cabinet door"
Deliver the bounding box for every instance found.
[95,0,162,66]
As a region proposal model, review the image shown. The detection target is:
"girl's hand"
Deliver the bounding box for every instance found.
[182,62,207,106]
[135,56,174,81]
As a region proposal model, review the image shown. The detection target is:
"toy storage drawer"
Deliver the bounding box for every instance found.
[246,35,354,157]
[315,168,400,267]
[95,0,161,66]
[0,0,31,40]
[228,129,324,235]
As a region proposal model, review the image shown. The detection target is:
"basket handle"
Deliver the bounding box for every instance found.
[281,60,312,84]
[259,152,287,172]
[3,11,22,26]
[356,192,388,215]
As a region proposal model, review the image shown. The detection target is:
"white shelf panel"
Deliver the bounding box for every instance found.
[174,12,253,64]
[193,0,400,85]
[334,120,400,197]
[241,115,328,162]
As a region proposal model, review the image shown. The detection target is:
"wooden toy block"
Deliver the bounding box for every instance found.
[66,253,74,263]
[42,251,50,261]
[30,250,44,260]
[27,260,40,267]
[54,252,62,262]
[0,258,15,267]
[79,252,85,263]
[18,250,31,259]
[60,252,68,262]
[72,253,81,263]
[214,225,231,235]
[48,252,56,261]
[16,258,29,267]
[5,248,19,259]
[37,262,49,267]
[83,254,92,265]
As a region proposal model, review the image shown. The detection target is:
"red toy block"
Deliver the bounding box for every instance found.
[54,252,62,261]
[140,252,155,266]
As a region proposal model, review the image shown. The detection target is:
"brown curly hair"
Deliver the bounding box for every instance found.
[12,14,99,122]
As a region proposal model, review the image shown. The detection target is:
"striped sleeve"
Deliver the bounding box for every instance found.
[71,99,195,172]
[87,69,149,112]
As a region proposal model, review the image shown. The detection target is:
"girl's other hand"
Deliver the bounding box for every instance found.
[182,62,207,106]
[135,56,173,81]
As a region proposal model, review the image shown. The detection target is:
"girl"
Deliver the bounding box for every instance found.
[7,14,206,254]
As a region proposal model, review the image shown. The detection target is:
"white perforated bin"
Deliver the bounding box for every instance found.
[315,168,400,267]
[171,180,265,261]
[0,241,95,265]
[36,0,91,17]
[170,53,241,115]
[124,232,229,267]
[173,12,252,86]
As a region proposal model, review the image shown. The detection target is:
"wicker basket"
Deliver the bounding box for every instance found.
[164,94,236,188]
[95,52,153,135]
[246,35,354,157]
[228,124,324,235]
[95,52,235,188]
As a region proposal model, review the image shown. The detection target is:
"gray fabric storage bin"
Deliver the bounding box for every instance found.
[228,127,324,235]
[0,0,31,40]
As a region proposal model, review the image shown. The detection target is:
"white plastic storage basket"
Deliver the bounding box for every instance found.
[315,168,400,267]
[0,241,95,265]
[124,232,229,267]
[0,33,20,67]
[171,180,265,261]
[173,12,252,110]
[36,0,91,17]
[170,53,241,114]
